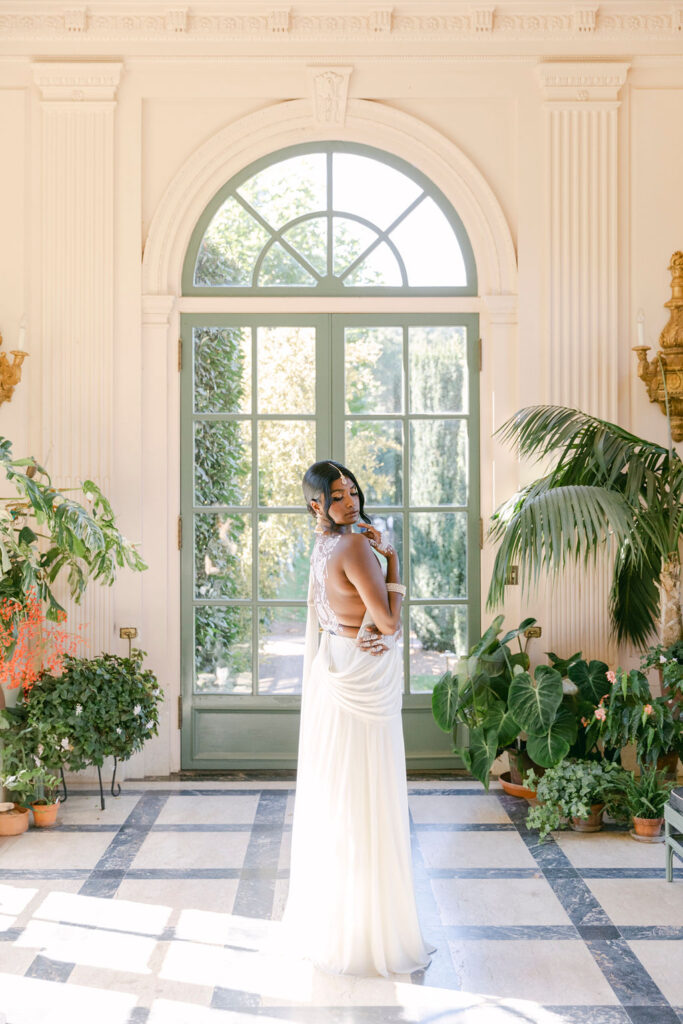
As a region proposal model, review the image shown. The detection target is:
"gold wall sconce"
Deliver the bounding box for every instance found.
[0,321,28,406]
[634,251,683,441]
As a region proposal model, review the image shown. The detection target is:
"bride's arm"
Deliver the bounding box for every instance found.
[342,531,403,635]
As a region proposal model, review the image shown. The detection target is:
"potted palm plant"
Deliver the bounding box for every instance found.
[604,765,675,839]
[487,406,683,650]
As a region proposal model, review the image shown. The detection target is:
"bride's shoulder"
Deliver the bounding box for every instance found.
[337,531,372,559]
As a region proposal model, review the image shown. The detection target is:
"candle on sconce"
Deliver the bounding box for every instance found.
[636,309,645,348]
[17,316,27,353]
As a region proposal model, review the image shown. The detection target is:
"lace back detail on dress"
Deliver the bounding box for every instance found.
[310,534,342,632]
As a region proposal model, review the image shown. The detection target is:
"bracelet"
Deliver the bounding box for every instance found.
[386,582,406,596]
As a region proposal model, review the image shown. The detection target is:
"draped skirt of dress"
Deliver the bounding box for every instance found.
[280,625,433,977]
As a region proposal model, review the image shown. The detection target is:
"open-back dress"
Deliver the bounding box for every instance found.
[279,532,433,976]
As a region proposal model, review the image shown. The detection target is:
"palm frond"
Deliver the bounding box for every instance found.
[487,483,639,609]
[609,543,661,647]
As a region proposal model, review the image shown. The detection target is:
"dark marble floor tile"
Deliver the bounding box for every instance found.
[24,955,74,982]
[126,1009,150,1024]
[544,1009,631,1024]
[79,792,168,897]
[0,927,23,942]
[623,1006,681,1024]
[232,790,287,920]
[211,986,261,1010]
[580,869,683,879]
[586,939,670,1005]
[547,876,614,927]
[426,867,540,878]
[444,924,579,940]
[578,926,622,940]
[620,926,683,939]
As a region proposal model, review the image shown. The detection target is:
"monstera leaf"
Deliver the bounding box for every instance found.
[525,706,578,767]
[508,664,564,735]
[568,659,609,705]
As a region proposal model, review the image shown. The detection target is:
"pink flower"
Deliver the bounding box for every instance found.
[643,704,653,716]
[594,707,606,721]
[581,717,589,727]
[606,670,617,685]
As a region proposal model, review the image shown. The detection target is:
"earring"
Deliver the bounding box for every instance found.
[314,517,325,534]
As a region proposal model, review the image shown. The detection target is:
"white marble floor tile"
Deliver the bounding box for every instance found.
[432,877,572,926]
[147,999,304,1024]
[417,829,537,869]
[586,878,683,926]
[278,828,292,871]
[15,919,159,973]
[409,794,512,824]
[448,938,620,1005]
[0,882,38,916]
[175,908,275,949]
[56,794,140,825]
[284,791,295,824]
[131,830,250,870]
[70,948,214,1010]
[0,972,137,1024]
[554,832,668,868]
[272,877,289,921]
[116,878,238,915]
[0,830,114,869]
[155,794,259,826]
[627,941,683,1004]
[33,890,171,935]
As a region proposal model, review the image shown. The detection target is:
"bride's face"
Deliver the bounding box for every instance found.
[313,477,360,528]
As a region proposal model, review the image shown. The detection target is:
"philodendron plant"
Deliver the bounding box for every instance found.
[432,615,611,788]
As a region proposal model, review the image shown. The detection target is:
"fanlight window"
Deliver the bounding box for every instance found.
[185,144,475,294]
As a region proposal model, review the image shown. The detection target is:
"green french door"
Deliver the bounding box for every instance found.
[180,312,479,769]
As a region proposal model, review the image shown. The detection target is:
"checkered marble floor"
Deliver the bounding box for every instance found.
[0,779,682,1024]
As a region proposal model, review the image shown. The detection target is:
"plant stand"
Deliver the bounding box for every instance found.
[59,757,122,811]
[665,787,683,882]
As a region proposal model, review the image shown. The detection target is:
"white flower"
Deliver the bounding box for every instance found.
[660,655,667,663]
[37,744,44,756]
[60,737,70,750]
[33,756,41,767]
[75,704,83,715]
[5,775,17,788]
[116,727,122,735]
[146,721,154,730]
[133,704,142,716]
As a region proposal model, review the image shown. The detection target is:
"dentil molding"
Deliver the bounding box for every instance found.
[31,60,122,100]
[1,3,682,40]
[536,60,630,102]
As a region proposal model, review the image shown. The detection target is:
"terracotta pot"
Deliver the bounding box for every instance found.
[507,748,545,787]
[31,800,59,828]
[498,770,537,800]
[0,803,29,836]
[570,803,605,833]
[632,815,664,837]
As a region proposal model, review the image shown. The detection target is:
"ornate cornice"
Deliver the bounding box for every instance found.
[1,3,682,42]
[31,60,122,100]
[536,60,630,102]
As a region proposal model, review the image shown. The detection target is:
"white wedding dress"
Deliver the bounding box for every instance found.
[279,533,434,977]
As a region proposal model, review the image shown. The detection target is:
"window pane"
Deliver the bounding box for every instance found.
[281,217,328,276]
[258,606,306,695]
[345,327,403,414]
[410,420,468,507]
[259,515,313,600]
[256,244,317,287]
[410,512,467,598]
[257,327,316,413]
[333,218,378,276]
[345,420,403,506]
[333,154,422,230]
[409,605,467,693]
[194,513,251,600]
[409,326,468,413]
[390,197,467,287]
[236,153,327,230]
[193,327,251,414]
[195,605,251,694]
[369,512,403,568]
[258,421,315,507]
[194,421,251,507]
[343,244,403,287]
[194,197,270,287]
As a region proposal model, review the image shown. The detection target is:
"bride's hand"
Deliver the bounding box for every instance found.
[357,625,389,657]
[358,523,394,559]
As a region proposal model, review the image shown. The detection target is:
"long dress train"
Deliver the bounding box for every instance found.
[279,533,433,977]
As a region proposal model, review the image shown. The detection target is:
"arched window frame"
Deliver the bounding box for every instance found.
[182,141,478,297]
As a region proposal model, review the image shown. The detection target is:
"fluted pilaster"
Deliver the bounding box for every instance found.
[33,61,122,655]
[536,61,629,661]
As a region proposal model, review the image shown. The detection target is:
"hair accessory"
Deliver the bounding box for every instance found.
[328,461,348,485]
[386,582,406,596]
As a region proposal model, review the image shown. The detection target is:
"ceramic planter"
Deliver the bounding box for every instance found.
[31,800,59,828]
[0,803,29,836]
[570,803,605,832]
[632,815,664,838]
[498,770,537,800]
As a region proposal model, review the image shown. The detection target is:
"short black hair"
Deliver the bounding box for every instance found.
[302,460,371,530]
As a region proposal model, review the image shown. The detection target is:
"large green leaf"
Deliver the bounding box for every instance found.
[568,659,609,704]
[508,665,563,734]
[526,707,578,767]
[459,725,500,790]
[432,672,458,733]
[496,710,520,750]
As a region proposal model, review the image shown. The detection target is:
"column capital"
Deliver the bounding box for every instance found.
[483,293,518,325]
[535,61,630,104]
[142,294,176,326]
[32,61,123,102]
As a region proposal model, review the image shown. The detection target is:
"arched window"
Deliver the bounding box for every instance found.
[182,143,477,295]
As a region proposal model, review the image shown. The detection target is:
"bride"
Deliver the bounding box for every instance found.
[279,459,434,977]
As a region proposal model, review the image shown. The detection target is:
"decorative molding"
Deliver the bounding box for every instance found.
[1,3,682,41]
[482,293,519,325]
[536,60,630,103]
[31,60,123,101]
[142,294,176,326]
[307,65,352,126]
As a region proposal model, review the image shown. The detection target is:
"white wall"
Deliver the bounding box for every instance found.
[1,3,682,774]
